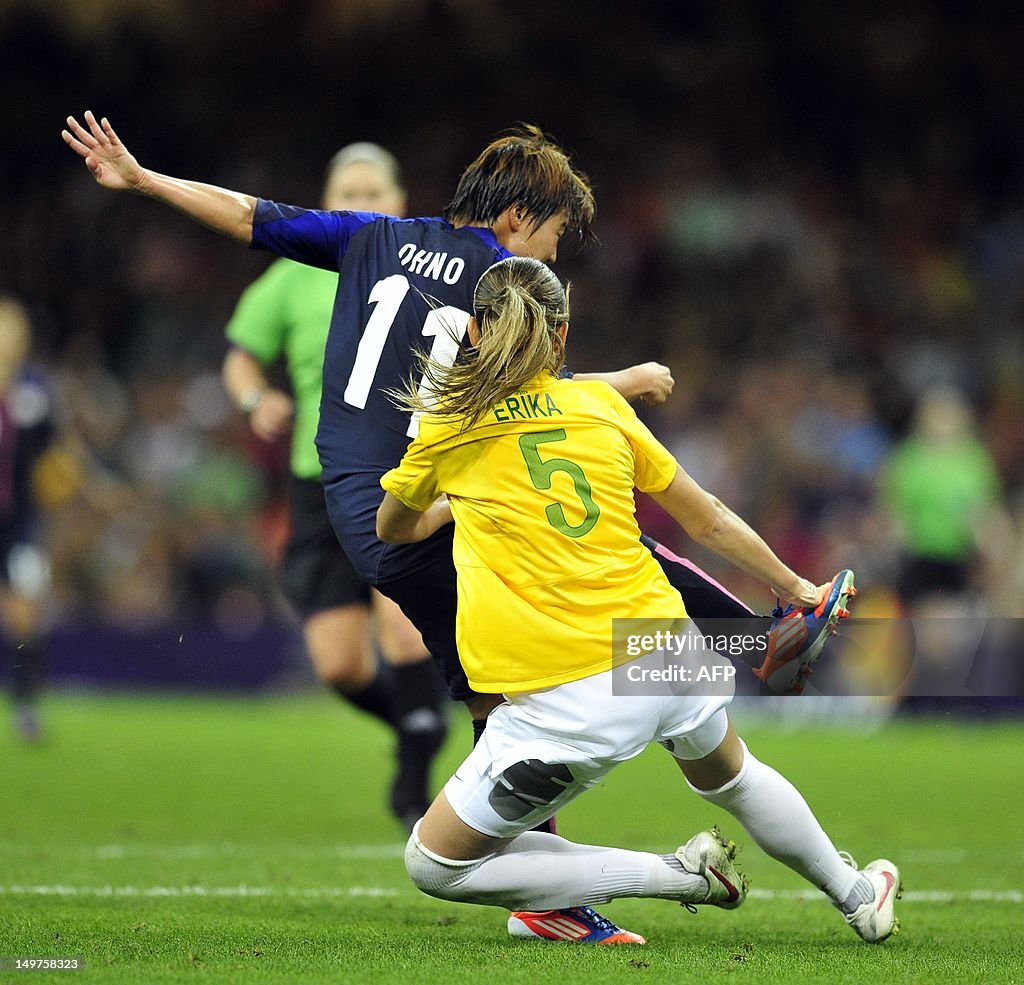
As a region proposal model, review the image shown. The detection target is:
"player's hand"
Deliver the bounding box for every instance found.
[632,362,675,405]
[62,112,145,192]
[249,390,295,442]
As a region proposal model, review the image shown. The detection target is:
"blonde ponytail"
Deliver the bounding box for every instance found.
[394,257,570,427]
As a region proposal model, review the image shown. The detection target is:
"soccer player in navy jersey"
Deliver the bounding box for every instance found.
[222,144,448,831]
[62,112,853,942]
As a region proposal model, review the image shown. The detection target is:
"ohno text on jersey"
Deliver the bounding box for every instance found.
[398,243,467,285]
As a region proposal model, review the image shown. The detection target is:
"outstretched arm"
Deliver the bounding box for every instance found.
[62,111,256,244]
[650,467,826,608]
[574,362,674,405]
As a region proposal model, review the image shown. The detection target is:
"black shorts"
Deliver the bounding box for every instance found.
[279,478,372,617]
[897,555,969,603]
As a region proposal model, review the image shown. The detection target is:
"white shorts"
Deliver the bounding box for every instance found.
[445,662,733,839]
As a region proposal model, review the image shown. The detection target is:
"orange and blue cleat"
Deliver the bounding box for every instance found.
[754,569,857,694]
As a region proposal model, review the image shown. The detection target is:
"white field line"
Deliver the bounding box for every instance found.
[0,884,1020,903]
[747,888,1023,903]
[0,884,399,898]
[0,842,407,860]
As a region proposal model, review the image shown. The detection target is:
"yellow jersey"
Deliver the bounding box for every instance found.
[380,375,686,693]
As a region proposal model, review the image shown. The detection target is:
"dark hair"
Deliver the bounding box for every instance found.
[442,125,595,246]
[394,257,570,426]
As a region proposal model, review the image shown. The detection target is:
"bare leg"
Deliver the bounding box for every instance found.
[305,604,375,683]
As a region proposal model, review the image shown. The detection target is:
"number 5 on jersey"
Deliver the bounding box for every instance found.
[519,429,601,538]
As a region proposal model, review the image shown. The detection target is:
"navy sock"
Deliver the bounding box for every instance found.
[391,658,447,735]
[472,717,487,746]
[389,659,448,821]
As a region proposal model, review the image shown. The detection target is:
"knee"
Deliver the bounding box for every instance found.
[304,620,374,691]
[673,716,744,793]
[404,828,478,902]
[316,660,372,692]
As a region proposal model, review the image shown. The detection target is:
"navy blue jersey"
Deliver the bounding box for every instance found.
[251,200,511,582]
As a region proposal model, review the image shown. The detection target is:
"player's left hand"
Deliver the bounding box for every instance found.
[62,111,145,192]
[632,362,675,405]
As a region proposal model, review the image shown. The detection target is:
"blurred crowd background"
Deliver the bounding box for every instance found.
[2,0,1022,695]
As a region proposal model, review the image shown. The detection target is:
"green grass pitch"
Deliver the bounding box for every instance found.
[2,693,1022,984]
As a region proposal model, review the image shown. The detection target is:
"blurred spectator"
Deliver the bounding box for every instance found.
[879,386,1005,604]
[0,297,55,739]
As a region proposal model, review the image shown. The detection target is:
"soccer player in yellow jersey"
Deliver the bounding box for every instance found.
[378,257,901,944]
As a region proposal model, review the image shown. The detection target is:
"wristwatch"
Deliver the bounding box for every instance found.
[238,387,266,414]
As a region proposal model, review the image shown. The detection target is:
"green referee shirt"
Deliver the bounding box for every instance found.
[880,436,1001,562]
[226,258,337,480]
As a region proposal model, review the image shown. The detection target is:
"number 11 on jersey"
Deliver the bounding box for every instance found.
[342,274,470,437]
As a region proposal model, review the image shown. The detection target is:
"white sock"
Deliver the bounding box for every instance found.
[407,828,709,910]
[688,742,860,903]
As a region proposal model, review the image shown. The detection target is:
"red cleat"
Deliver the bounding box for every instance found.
[507,906,646,944]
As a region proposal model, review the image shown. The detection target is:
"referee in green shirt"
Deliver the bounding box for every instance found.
[222,144,447,830]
